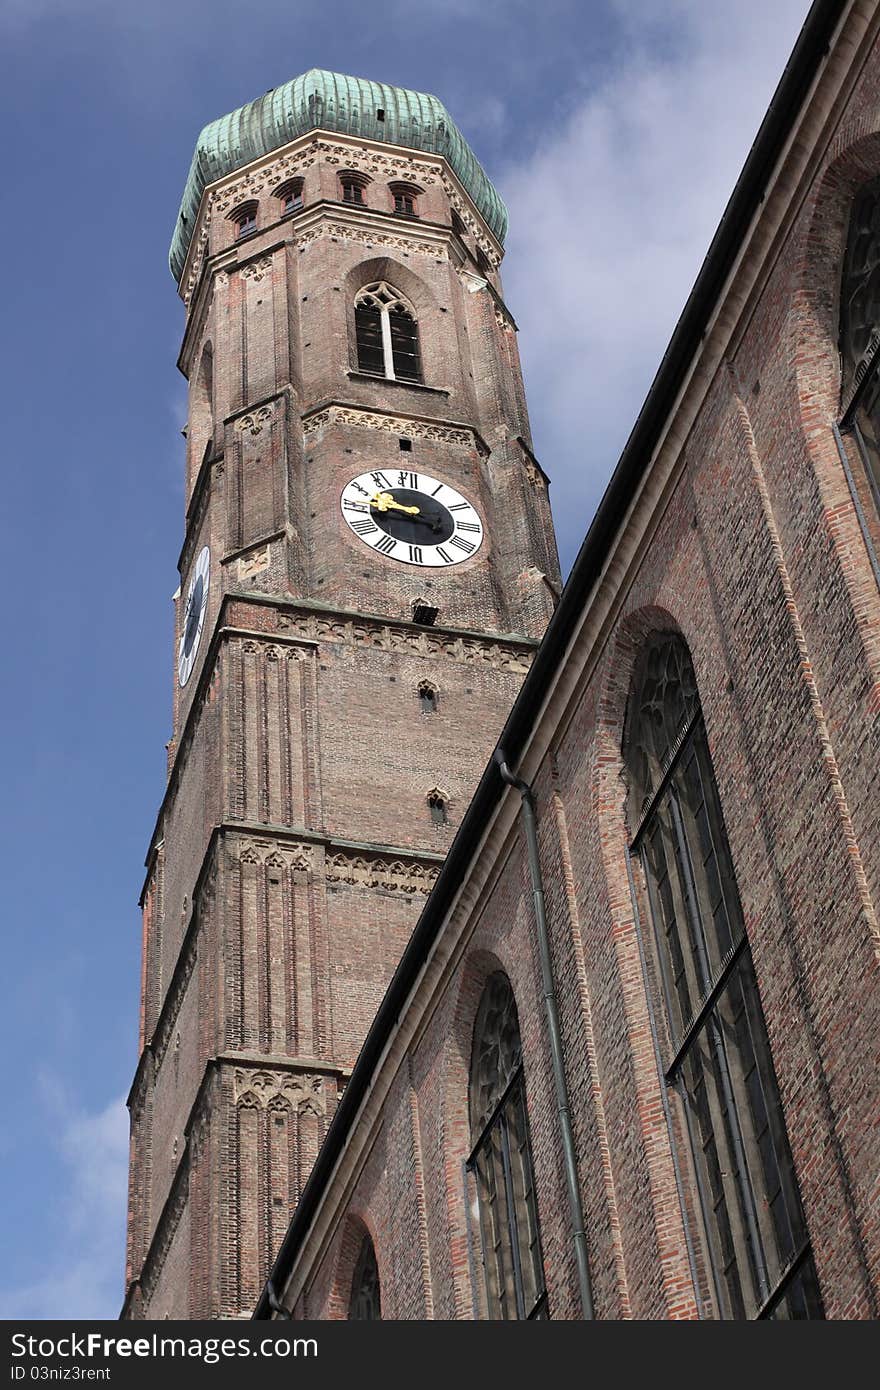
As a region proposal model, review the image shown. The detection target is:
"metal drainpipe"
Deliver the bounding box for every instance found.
[495,749,595,1320]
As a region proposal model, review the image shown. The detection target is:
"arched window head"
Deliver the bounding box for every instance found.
[348,1234,381,1320]
[339,171,369,206]
[427,789,448,826]
[840,177,880,391]
[467,973,546,1319]
[276,178,304,215]
[229,201,257,240]
[418,681,439,714]
[389,182,421,218]
[624,633,822,1320]
[354,282,423,383]
[625,632,699,823]
[839,181,880,521]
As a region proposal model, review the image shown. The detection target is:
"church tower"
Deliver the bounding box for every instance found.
[123,70,560,1320]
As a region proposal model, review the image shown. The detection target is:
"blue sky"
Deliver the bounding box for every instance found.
[0,0,811,1319]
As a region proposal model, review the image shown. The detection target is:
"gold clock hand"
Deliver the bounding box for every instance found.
[369,491,421,516]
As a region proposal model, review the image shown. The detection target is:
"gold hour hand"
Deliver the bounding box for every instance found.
[369,491,420,516]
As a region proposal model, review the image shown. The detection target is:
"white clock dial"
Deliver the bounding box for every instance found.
[340,469,484,567]
[178,545,210,688]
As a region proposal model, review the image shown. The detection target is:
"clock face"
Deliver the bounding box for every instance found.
[340,469,484,567]
[178,545,210,688]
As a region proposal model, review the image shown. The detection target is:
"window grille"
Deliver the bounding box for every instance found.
[348,1235,381,1320]
[354,282,422,383]
[624,634,823,1320]
[467,973,547,1319]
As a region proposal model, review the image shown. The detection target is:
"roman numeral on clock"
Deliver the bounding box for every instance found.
[455,521,480,532]
[436,546,453,563]
[370,471,391,488]
[397,471,419,489]
[374,534,397,555]
[351,518,379,535]
[408,545,423,564]
[449,536,476,554]
[343,500,370,513]
[448,502,470,511]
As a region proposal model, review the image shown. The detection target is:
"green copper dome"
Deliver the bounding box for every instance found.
[169,68,508,283]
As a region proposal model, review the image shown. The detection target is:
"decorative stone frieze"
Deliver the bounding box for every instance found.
[326,851,440,895]
[232,1068,326,1115]
[303,404,474,449]
[294,220,444,259]
[240,255,273,283]
[235,405,274,436]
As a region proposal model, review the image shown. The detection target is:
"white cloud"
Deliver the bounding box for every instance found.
[0,1087,129,1320]
[499,0,811,573]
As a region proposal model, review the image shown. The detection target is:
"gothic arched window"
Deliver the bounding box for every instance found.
[354,282,422,383]
[624,633,823,1320]
[839,180,880,522]
[348,1233,381,1320]
[467,972,546,1319]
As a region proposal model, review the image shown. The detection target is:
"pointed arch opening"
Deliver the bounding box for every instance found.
[623,632,823,1320]
[466,972,547,1319]
[348,1232,381,1320]
[839,178,880,523]
[354,281,422,383]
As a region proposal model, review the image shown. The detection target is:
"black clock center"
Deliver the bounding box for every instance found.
[371,488,455,546]
[184,576,204,655]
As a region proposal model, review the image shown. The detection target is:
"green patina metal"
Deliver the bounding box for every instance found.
[169,68,508,284]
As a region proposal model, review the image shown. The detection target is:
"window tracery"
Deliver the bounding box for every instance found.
[354,281,422,383]
[624,633,823,1320]
[348,1234,381,1319]
[467,973,546,1319]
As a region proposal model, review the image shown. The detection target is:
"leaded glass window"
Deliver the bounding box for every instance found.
[348,1234,381,1320]
[467,972,547,1319]
[624,633,823,1320]
[354,282,422,383]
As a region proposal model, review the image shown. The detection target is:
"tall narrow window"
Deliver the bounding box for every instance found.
[624,633,823,1320]
[839,179,880,522]
[348,1234,381,1320]
[467,973,546,1319]
[354,282,422,383]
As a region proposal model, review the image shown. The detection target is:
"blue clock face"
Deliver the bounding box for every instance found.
[178,546,210,687]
